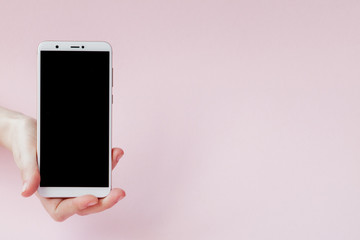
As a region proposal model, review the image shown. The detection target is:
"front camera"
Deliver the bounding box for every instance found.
[82,46,84,49]
[55,45,59,49]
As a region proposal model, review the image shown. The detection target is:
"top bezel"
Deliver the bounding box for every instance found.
[38,41,112,52]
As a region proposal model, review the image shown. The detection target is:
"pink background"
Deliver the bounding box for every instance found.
[1,0,360,239]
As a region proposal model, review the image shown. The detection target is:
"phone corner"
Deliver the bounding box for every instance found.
[37,41,49,51]
[98,188,111,198]
[101,41,113,52]
[37,187,45,197]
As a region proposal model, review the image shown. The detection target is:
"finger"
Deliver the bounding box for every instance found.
[112,148,124,170]
[36,193,63,216]
[77,188,125,216]
[49,195,99,222]
[36,192,98,221]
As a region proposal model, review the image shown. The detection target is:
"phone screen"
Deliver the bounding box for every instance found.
[40,51,110,187]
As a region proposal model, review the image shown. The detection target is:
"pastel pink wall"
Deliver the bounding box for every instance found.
[1,0,360,239]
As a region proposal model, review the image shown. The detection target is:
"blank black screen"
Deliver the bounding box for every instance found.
[40,51,110,187]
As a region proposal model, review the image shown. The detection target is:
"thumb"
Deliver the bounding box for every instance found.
[13,148,40,197]
[21,163,40,197]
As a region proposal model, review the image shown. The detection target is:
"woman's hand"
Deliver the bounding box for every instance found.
[0,107,126,222]
[36,148,125,222]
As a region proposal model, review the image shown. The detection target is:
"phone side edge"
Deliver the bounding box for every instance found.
[37,43,42,195]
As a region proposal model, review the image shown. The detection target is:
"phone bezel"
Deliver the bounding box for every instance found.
[37,41,112,198]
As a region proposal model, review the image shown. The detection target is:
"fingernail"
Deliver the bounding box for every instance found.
[87,201,97,207]
[22,182,28,193]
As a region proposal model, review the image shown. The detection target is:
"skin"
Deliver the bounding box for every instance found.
[0,106,125,222]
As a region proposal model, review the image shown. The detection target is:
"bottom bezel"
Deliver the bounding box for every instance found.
[38,187,111,198]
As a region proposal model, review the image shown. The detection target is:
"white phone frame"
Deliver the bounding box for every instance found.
[37,41,112,198]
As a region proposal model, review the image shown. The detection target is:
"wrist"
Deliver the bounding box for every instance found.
[0,107,28,151]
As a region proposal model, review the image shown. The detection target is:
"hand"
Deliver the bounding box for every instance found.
[36,148,125,222]
[4,111,125,222]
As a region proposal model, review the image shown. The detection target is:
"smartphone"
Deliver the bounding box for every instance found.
[37,41,113,197]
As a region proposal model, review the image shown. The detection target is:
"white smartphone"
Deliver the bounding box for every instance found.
[37,41,113,198]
